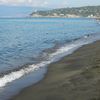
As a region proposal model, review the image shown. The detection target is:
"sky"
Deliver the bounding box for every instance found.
[0,0,100,17]
[0,0,100,8]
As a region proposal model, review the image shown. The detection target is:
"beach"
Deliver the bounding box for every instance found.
[11,40,100,100]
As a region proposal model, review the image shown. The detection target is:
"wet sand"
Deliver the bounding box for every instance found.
[12,41,100,100]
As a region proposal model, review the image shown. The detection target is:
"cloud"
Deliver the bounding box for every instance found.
[0,0,50,7]
[0,0,100,8]
[0,0,25,4]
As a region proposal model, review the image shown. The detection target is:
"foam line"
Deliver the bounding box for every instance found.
[0,34,100,88]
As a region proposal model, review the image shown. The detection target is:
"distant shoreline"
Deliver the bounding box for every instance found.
[0,16,99,19]
[30,16,100,19]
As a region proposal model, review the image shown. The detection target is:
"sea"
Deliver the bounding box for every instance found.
[0,18,100,100]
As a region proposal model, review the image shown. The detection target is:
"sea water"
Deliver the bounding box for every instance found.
[0,18,100,100]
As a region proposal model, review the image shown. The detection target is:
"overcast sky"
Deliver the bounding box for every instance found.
[0,0,100,8]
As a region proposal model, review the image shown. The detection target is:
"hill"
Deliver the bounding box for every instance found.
[31,6,100,18]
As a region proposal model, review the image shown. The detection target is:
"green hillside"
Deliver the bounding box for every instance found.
[31,6,100,18]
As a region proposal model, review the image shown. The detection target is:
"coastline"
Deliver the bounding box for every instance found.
[11,40,100,100]
[30,15,100,19]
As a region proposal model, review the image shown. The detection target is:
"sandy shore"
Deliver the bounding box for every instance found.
[11,41,100,100]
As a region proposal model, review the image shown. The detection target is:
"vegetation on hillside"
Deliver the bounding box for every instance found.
[31,6,100,18]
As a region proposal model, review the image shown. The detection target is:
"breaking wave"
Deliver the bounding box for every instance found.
[0,33,100,88]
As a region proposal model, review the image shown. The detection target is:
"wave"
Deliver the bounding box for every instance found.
[0,33,100,88]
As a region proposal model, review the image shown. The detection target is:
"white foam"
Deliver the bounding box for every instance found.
[0,44,77,88]
[50,44,76,57]
[0,34,100,88]
[0,61,51,88]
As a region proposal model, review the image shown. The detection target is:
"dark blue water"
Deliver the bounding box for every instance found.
[0,18,100,71]
[0,18,100,100]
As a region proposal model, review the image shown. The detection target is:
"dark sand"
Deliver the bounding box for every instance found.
[12,41,100,100]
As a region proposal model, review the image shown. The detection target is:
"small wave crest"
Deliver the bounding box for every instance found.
[0,44,77,88]
[0,61,51,88]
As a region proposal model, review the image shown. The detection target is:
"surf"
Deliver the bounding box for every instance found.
[0,33,100,88]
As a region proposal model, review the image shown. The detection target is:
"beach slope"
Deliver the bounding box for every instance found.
[12,41,100,100]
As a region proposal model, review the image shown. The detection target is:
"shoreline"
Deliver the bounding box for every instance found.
[11,40,100,100]
[29,16,100,20]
